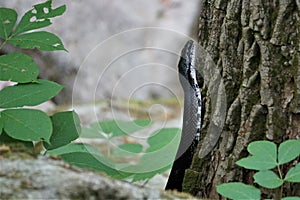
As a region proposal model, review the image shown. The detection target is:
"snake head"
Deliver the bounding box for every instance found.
[178,40,196,87]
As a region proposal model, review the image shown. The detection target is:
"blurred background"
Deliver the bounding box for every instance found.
[1,0,201,104]
[0,0,202,189]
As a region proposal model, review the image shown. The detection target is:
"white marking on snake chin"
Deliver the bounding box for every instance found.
[189,44,202,141]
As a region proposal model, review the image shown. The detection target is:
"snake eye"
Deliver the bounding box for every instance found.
[178,40,195,81]
[178,57,189,77]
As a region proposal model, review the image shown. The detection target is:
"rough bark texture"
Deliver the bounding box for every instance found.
[183,0,300,198]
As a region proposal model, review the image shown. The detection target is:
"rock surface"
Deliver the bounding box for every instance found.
[0,156,195,199]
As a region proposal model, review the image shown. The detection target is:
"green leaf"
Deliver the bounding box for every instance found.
[9,31,66,51]
[147,128,181,153]
[79,126,106,139]
[217,182,261,200]
[0,8,17,39]
[131,164,171,182]
[236,140,278,170]
[1,108,52,143]
[278,140,300,165]
[61,152,123,177]
[129,128,180,172]
[92,119,152,138]
[114,129,180,177]
[0,79,63,108]
[13,0,66,35]
[112,143,143,157]
[253,170,283,189]
[33,0,66,19]
[236,156,277,170]
[118,143,143,153]
[47,143,124,177]
[0,132,34,149]
[47,142,102,155]
[0,53,39,83]
[45,111,81,150]
[247,140,277,163]
[282,197,300,200]
[284,163,300,182]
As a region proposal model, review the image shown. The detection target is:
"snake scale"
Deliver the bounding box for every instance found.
[165,40,202,191]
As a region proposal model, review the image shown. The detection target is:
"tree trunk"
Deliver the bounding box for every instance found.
[183,0,300,198]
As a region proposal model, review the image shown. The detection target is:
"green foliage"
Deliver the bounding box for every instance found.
[253,170,283,189]
[236,141,277,170]
[282,197,300,200]
[45,111,81,150]
[88,119,152,138]
[1,109,52,143]
[0,0,66,51]
[48,120,181,182]
[217,140,300,200]
[146,128,179,152]
[0,53,39,83]
[0,1,181,185]
[278,140,300,165]
[217,182,260,200]
[9,31,66,51]
[284,163,300,182]
[113,143,143,156]
[0,79,63,108]
[47,143,122,177]
[0,8,17,39]
[0,1,80,154]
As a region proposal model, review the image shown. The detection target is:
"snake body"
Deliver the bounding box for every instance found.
[165,40,202,191]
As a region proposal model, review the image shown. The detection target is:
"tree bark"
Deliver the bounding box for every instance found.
[183,0,300,198]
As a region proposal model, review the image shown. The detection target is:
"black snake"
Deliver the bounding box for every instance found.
[165,40,202,191]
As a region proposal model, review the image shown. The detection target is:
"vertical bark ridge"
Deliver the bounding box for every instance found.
[183,0,300,198]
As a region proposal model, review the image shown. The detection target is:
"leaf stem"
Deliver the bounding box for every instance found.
[277,165,283,179]
[0,34,14,50]
[277,165,283,199]
[0,39,8,50]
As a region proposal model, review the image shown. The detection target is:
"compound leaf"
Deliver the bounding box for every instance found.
[0,79,63,108]
[0,8,17,39]
[284,163,300,182]
[0,53,39,83]
[254,170,283,189]
[1,108,52,143]
[13,0,66,35]
[8,31,66,51]
[217,182,260,200]
[278,139,300,165]
[45,111,81,150]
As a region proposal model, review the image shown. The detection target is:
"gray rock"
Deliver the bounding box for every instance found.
[0,156,194,199]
